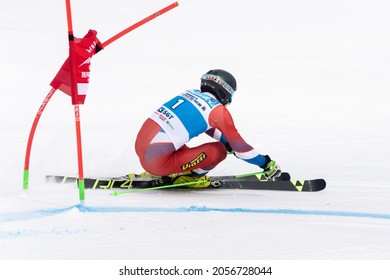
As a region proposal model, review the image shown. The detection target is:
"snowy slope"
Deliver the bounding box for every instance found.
[1,0,390,274]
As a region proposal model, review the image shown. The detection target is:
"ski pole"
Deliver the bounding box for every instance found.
[110,171,268,196]
[234,171,267,178]
[110,180,209,196]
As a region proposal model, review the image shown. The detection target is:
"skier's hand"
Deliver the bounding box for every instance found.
[261,155,281,178]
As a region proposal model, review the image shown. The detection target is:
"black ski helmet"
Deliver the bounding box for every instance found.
[200,69,237,105]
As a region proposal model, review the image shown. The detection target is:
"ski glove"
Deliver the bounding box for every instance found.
[261,155,281,178]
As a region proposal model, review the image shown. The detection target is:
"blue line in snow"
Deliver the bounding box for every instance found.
[78,205,390,220]
[1,204,390,222]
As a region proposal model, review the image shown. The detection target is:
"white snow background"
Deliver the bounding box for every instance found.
[0,0,389,278]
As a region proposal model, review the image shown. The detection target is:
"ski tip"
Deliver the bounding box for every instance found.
[311,178,327,191]
[321,178,327,189]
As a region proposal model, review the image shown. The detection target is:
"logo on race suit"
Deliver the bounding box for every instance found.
[183,92,203,108]
[183,91,219,109]
[157,106,175,120]
[181,152,207,171]
[195,91,219,107]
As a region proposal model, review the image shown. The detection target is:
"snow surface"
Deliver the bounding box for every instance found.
[1,0,390,270]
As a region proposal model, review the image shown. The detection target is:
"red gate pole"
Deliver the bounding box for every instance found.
[65,0,86,203]
[23,87,57,190]
[22,2,179,193]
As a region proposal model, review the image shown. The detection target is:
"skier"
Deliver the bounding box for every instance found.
[135,69,281,188]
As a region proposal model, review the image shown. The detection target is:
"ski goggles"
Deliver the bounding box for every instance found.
[201,74,236,98]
